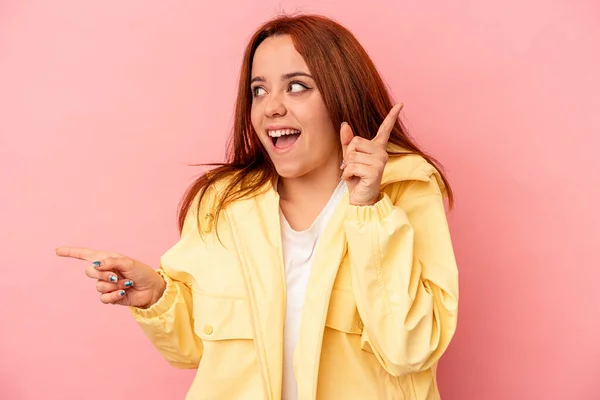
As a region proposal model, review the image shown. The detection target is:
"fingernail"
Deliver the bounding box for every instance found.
[341,122,348,127]
[119,290,126,297]
[92,261,101,268]
[125,280,134,288]
[109,275,117,283]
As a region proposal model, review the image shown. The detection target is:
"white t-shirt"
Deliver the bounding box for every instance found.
[280,179,348,400]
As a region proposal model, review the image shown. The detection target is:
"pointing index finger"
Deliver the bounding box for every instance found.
[55,247,96,261]
[55,247,120,262]
[372,103,404,145]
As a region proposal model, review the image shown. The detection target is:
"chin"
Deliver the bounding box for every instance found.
[273,162,309,180]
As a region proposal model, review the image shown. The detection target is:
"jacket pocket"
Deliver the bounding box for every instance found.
[325,288,376,356]
[192,292,254,340]
[325,288,363,335]
[190,292,261,399]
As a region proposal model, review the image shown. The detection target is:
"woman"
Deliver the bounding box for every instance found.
[57,14,459,400]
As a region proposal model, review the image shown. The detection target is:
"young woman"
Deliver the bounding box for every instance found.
[57,14,459,400]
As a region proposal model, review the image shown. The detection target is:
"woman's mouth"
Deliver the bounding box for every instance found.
[267,128,301,149]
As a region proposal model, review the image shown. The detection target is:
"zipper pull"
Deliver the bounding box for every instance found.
[202,212,214,233]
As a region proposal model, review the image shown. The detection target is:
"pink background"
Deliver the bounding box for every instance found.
[1,1,599,399]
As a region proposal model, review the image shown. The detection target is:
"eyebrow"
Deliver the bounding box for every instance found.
[250,72,313,84]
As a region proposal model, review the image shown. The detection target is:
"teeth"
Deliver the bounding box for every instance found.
[268,129,301,137]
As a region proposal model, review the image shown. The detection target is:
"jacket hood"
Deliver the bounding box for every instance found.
[382,143,447,196]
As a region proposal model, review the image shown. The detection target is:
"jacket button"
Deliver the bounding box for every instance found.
[203,325,213,335]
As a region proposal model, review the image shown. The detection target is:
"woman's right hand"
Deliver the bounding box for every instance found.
[56,247,166,308]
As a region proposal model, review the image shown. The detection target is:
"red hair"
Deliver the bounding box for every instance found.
[177,13,453,232]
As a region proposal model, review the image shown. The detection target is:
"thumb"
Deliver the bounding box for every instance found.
[340,122,354,157]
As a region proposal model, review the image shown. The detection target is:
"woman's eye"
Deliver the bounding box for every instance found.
[289,82,307,93]
[252,87,266,97]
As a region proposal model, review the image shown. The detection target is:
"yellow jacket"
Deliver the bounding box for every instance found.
[130,152,459,400]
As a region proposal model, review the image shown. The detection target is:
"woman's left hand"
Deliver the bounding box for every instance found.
[340,103,403,206]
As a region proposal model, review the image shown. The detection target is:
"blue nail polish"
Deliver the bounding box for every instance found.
[119,290,125,296]
[92,261,101,267]
[109,275,117,283]
[125,280,133,288]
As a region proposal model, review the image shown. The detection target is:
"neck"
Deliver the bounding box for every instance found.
[277,159,342,206]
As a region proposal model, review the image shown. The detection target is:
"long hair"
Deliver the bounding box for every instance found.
[177,13,454,233]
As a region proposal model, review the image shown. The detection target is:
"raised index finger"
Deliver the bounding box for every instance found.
[372,103,404,145]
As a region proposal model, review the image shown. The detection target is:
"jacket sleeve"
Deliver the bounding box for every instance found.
[128,193,207,369]
[129,269,203,369]
[343,175,459,376]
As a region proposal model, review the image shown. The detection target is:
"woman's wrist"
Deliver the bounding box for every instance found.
[140,271,167,309]
[349,193,382,207]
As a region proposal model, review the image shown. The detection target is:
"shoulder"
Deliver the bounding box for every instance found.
[188,170,248,211]
[179,172,234,234]
[381,153,447,204]
[181,169,271,234]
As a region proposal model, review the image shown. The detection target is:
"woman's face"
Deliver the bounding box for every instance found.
[250,34,341,180]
